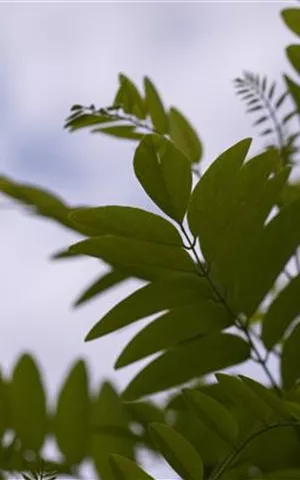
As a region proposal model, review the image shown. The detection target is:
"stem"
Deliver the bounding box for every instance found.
[180,224,281,395]
[208,421,300,480]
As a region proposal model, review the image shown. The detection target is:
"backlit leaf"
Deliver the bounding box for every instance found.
[114,74,146,119]
[144,77,168,133]
[133,134,192,222]
[169,107,203,164]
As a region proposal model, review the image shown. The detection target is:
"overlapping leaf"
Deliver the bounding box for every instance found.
[69,206,183,246]
[144,77,168,133]
[262,275,300,350]
[149,422,203,480]
[84,273,212,341]
[183,388,238,446]
[69,235,196,280]
[115,301,231,368]
[122,333,250,400]
[169,107,203,164]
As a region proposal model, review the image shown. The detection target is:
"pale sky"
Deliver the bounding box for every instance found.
[0,1,294,477]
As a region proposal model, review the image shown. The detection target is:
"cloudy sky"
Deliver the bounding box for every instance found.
[0,0,295,477]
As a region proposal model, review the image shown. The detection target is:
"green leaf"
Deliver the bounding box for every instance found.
[114,74,146,119]
[144,77,168,133]
[282,9,300,37]
[0,176,98,236]
[282,323,300,389]
[183,388,238,446]
[115,301,231,368]
[65,113,112,131]
[69,235,196,280]
[188,142,286,303]
[234,194,300,317]
[169,107,203,164]
[287,45,300,75]
[69,206,183,246]
[239,376,291,421]
[216,373,271,424]
[133,134,192,223]
[122,333,250,400]
[262,275,300,350]
[149,422,203,480]
[188,138,251,239]
[54,360,90,464]
[109,454,154,480]
[92,125,144,141]
[74,270,128,307]
[84,273,212,341]
[91,382,134,480]
[10,354,47,451]
[285,75,300,113]
[125,401,165,425]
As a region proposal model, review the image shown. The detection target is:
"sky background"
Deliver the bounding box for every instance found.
[0,1,295,477]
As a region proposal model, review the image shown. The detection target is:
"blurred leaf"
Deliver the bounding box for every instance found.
[84,273,212,341]
[169,107,203,164]
[149,422,203,480]
[10,354,47,451]
[287,45,300,75]
[262,275,300,350]
[122,333,250,400]
[109,454,154,480]
[144,77,168,133]
[275,93,288,110]
[285,75,300,113]
[92,125,145,141]
[133,134,192,222]
[114,74,146,119]
[183,388,238,446]
[69,206,183,246]
[65,113,112,131]
[0,176,98,236]
[282,323,300,389]
[91,382,134,480]
[74,270,128,307]
[69,235,197,280]
[115,301,231,368]
[281,9,300,37]
[54,360,90,464]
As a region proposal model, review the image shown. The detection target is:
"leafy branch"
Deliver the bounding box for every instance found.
[234,71,299,165]
[179,224,281,395]
[209,421,300,480]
